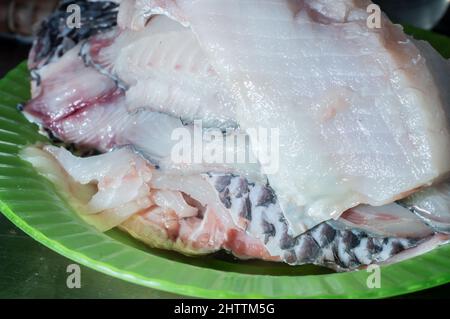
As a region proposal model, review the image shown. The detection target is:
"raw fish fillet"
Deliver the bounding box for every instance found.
[18,0,450,271]
[119,0,450,235]
[83,17,238,128]
[402,182,450,234]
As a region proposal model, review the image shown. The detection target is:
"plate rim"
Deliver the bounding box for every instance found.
[2,195,450,299]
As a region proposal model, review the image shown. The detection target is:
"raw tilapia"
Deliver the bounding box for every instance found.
[19,0,450,271]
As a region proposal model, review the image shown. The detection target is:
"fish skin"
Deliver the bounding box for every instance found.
[30,9,238,129]
[205,173,444,270]
[29,0,119,69]
[20,145,154,232]
[25,44,119,125]
[126,0,450,237]
[338,204,434,238]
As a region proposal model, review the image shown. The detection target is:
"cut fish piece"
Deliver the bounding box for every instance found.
[84,16,238,128]
[20,145,154,231]
[43,145,153,213]
[380,233,450,267]
[23,145,449,270]
[21,0,450,271]
[151,190,198,218]
[124,0,450,236]
[21,145,274,258]
[338,204,434,238]
[401,181,450,233]
[24,42,262,178]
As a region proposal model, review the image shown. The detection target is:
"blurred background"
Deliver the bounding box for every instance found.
[0,0,449,299]
[374,0,450,30]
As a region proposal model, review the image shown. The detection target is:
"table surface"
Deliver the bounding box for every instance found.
[1,10,450,299]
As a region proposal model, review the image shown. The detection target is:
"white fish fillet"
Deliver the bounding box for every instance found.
[91,15,238,128]
[24,42,263,179]
[402,181,450,233]
[119,0,450,236]
[21,145,449,270]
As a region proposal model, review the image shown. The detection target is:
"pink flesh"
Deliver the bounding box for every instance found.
[26,47,119,125]
[140,203,277,260]
[341,204,434,238]
[24,44,126,151]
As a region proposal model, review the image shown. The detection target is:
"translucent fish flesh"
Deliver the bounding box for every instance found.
[19,0,450,271]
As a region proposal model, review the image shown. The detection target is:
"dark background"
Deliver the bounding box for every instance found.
[0,2,449,299]
[435,5,450,35]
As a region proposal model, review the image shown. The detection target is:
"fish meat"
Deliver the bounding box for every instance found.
[25,40,261,178]
[21,145,449,270]
[83,17,239,128]
[18,0,450,271]
[401,182,450,234]
[117,0,450,235]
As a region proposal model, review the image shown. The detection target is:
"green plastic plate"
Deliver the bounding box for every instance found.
[1,28,450,298]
